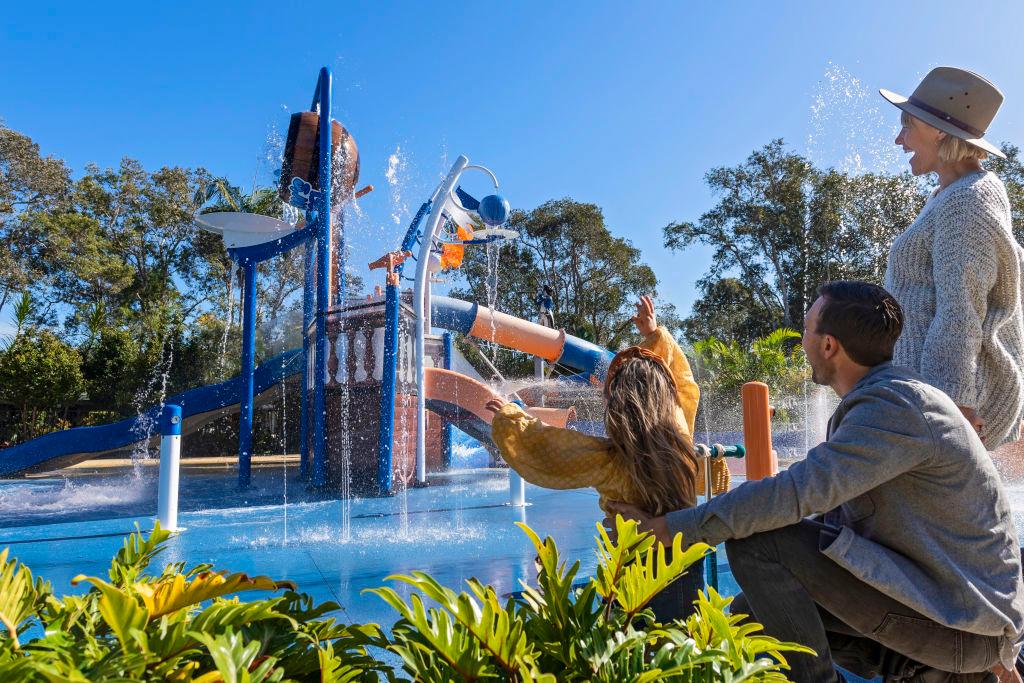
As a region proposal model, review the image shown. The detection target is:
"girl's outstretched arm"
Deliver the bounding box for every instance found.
[633,295,700,436]
[487,400,614,491]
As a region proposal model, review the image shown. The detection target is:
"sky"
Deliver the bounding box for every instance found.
[2,1,1022,336]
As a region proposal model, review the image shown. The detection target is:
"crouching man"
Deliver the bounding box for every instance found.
[608,281,1024,683]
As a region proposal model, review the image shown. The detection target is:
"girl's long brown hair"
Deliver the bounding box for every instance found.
[604,357,699,516]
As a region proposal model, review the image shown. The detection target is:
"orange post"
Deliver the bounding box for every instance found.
[742,382,777,480]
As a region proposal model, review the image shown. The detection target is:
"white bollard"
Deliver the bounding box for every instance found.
[157,404,182,531]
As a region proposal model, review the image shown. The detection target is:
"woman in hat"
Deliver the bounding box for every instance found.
[881,67,1024,447]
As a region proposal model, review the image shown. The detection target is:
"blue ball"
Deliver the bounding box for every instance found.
[478,194,510,226]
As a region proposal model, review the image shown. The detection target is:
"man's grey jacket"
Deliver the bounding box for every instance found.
[666,362,1024,664]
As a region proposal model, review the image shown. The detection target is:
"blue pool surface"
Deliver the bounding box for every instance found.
[0,465,737,632]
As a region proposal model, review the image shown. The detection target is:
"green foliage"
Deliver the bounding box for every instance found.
[0,519,813,682]
[369,516,812,682]
[0,124,72,313]
[684,278,779,346]
[81,327,143,415]
[665,139,925,343]
[0,327,84,440]
[0,523,394,682]
[691,328,808,423]
[451,198,666,377]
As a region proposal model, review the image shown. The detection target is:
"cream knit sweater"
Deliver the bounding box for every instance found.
[884,170,1024,447]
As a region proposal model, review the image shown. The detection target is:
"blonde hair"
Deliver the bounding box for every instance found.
[603,357,699,516]
[901,111,988,162]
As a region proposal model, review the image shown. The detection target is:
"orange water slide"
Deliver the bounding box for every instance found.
[423,368,575,448]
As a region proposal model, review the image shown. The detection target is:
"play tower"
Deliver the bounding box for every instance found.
[0,68,771,516]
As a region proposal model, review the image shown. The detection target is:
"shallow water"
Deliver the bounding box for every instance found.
[0,466,738,630]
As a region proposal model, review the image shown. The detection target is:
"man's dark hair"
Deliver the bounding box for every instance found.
[814,281,904,367]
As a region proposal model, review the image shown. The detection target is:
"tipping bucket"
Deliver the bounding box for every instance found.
[279,112,360,209]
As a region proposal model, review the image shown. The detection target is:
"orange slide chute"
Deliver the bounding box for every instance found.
[423,368,575,447]
[467,308,566,363]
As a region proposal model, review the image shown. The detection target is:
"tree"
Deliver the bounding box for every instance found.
[986,143,1024,244]
[664,141,815,331]
[454,199,661,350]
[0,328,84,441]
[665,140,924,341]
[690,328,808,429]
[80,327,142,416]
[683,277,778,343]
[71,159,214,345]
[0,124,72,312]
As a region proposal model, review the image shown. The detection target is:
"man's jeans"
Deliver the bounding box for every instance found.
[648,554,705,623]
[725,519,1001,683]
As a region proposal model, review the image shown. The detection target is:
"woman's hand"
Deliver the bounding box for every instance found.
[632,295,658,337]
[958,405,986,443]
[485,397,508,414]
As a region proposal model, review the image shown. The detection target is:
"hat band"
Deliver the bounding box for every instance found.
[908,96,985,138]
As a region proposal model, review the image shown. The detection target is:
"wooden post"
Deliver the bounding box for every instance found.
[742,382,777,480]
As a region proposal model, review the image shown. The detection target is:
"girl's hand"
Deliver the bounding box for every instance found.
[485,398,507,414]
[632,295,658,336]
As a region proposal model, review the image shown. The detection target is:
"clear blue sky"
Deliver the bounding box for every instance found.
[3,1,1022,334]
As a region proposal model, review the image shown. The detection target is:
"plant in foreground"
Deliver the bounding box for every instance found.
[370,516,812,681]
[0,518,811,682]
[0,523,391,682]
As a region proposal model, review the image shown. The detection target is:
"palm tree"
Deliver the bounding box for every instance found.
[691,327,806,401]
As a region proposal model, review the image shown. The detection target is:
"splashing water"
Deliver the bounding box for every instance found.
[219,263,237,376]
[806,63,905,175]
[128,331,176,477]
[385,147,409,225]
[484,240,504,364]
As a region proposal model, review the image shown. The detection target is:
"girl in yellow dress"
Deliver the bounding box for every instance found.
[485,295,727,621]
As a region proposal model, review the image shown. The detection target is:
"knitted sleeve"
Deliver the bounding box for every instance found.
[639,326,700,436]
[921,189,1000,408]
[490,402,615,490]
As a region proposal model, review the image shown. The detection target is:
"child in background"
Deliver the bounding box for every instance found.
[485,295,728,621]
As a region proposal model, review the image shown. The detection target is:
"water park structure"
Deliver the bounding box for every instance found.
[0,67,769,506]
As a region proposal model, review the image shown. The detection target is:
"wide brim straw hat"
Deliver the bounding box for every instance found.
[880,66,1006,159]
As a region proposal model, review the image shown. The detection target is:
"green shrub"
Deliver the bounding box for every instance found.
[0,519,811,682]
[0,524,393,682]
[0,327,85,441]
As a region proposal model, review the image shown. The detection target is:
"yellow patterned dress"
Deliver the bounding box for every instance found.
[491,327,728,514]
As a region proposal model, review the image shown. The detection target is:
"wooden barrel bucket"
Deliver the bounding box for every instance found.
[279,112,359,208]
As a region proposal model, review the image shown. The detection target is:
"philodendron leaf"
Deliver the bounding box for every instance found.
[383,571,535,674]
[0,547,49,648]
[134,571,296,619]
[593,515,657,600]
[614,533,712,620]
[317,643,372,683]
[192,629,282,683]
[107,522,172,586]
[70,576,149,651]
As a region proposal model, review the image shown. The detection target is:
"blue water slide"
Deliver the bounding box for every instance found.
[0,349,303,477]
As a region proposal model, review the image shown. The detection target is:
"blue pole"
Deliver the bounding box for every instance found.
[238,262,257,488]
[311,67,333,488]
[442,332,454,470]
[371,203,430,496]
[299,238,313,479]
[375,281,400,495]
